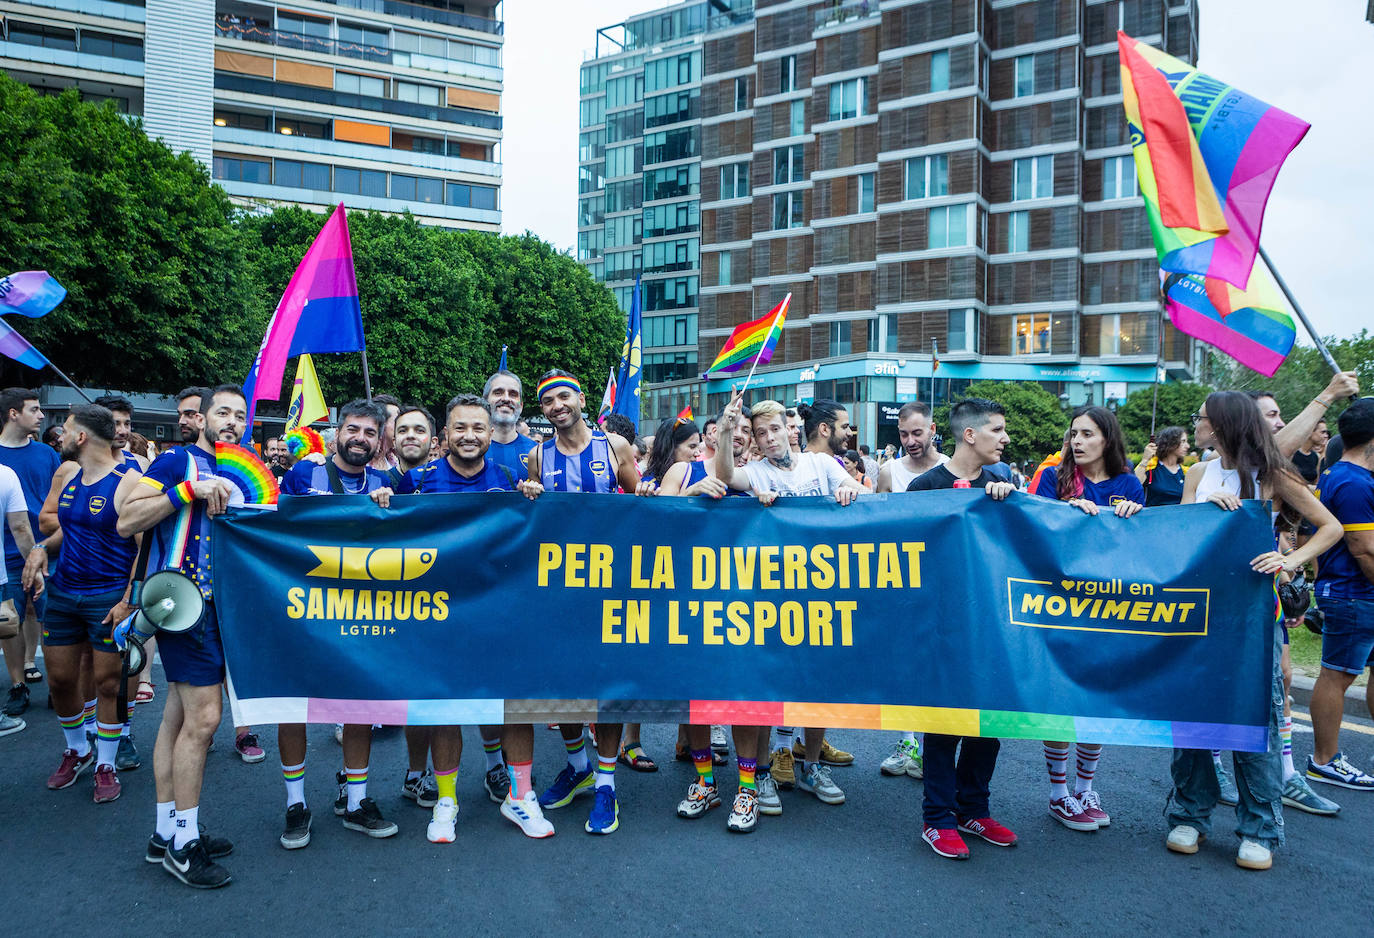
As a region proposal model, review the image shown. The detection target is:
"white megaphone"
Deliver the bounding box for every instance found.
[118,570,205,674]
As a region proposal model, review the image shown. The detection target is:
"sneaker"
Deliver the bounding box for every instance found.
[333,770,348,816]
[403,770,439,808]
[427,796,459,844]
[880,743,912,777]
[1075,789,1110,827]
[538,764,595,809]
[1166,824,1204,855]
[4,683,29,716]
[334,723,343,744]
[906,752,924,780]
[676,780,722,819]
[771,747,795,788]
[47,747,95,790]
[280,803,312,850]
[1306,752,1374,791]
[797,762,845,804]
[1048,795,1099,832]
[792,737,855,766]
[958,816,1017,847]
[234,732,265,764]
[710,724,729,754]
[92,764,121,803]
[584,785,619,834]
[484,764,510,804]
[922,826,970,859]
[501,791,555,838]
[116,735,141,772]
[147,828,233,863]
[1282,774,1341,815]
[342,797,398,838]
[1236,838,1272,870]
[162,838,232,889]
[1215,761,1239,806]
[0,713,25,737]
[756,773,782,816]
[727,789,758,833]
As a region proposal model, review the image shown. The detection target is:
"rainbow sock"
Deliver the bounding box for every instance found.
[58,711,89,754]
[508,760,533,799]
[435,766,457,802]
[82,699,96,732]
[481,735,504,771]
[738,756,757,792]
[692,748,714,786]
[121,701,135,737]
[345,766,368,811]
[595,755,616,792]
[282,761,306,807]
[1280,716,1295,779]
[95,721,122,767]
[564,733,590,773]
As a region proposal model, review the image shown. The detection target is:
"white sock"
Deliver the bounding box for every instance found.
[282,761,306,807]
[345,766,367,812]
[774,727,794,752]
[481,733,505,771]
[95,722,121,767]
[156,801,176,840]
[60,713,89,754]
[172,805,199,850]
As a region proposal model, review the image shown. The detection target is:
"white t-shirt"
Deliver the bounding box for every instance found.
[887,453,950,492]
[742,451,855,498]
[0,464,29,586]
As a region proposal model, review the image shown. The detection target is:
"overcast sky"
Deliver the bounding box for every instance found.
[500,1,1371,341]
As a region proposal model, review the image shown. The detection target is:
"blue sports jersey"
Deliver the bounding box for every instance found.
[281,459,392,496]
[140,445,220,599]
[0,439,60,571]
[1032,465,1144,507]
[120,450,143,472]
[398,457,517,494]
[643,459,707,489]
[487,433,537,481]
[539,429,617,493]
[1316,460,1374,601]
[51,465,137,594]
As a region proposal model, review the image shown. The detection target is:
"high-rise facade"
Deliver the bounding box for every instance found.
[1,0,503,230]
[579,0,1201,450]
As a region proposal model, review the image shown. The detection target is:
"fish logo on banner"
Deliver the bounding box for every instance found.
[287,544,449,634]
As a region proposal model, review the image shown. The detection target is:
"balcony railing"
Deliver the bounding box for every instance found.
[217,19,391,62]
[814,0,880,30]
[314,0,502,35]
[215,73,501,130]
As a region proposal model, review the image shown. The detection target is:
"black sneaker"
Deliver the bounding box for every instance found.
[334,770,348,816]
[342,797,398,838]
[484,764,510,803]
[162,839,232,889]
[281,802,312,850]
[402,770,438,808]
[146,827,234,863]
[4,683,29,716]
[115,734,141,771]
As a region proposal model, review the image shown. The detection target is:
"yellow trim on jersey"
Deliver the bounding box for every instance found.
[138,476,167,493]
[1342,523,1374,532]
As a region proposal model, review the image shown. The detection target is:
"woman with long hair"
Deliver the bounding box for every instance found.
[640,415,702,489]
[1167,391,1342,870]
[1031,405,1144,832]
[1135,425,1188,507]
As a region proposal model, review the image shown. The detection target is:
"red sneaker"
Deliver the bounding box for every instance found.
[1075,789,1110,827]
[922,825,970,859]
[93,764,121,803]
[958,816,1018,847]
[1049,795,1099,832]
[47,748,95,790]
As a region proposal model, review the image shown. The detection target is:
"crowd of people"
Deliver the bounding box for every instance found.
[0,365,1370,888]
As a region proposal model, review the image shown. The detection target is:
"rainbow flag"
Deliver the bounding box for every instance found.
[706,294,790,375]
[674,404,693,426]
[1118,32,1308,290]
[1163,265,1296,377]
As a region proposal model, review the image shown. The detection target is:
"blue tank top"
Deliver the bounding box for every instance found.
[539,429,617,493]
[51,466,137,595]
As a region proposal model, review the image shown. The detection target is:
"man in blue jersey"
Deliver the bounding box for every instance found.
[484,370,536,480]
[0,387,60,717]
[276,399,400,850]
[119,384,243,889]
[92,394,149,471]
[528,369,647,835]
[25,405,140,804]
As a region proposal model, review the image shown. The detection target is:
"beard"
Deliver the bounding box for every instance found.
[60,439,81,461]
[490,410,517,429]
[340,441,374,467]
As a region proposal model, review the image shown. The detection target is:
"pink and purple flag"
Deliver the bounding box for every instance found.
[243,204,365,426]
[0,270,65,370]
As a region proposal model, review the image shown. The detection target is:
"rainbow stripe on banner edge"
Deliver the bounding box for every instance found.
[214,442,280,506]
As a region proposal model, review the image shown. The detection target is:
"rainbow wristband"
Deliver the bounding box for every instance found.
[166,480,196,507]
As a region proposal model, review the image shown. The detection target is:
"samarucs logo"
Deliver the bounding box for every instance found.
[287,543,449,633]
[1007,576,1208,637]
[306,546,437,581]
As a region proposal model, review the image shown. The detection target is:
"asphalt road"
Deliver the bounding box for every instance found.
[2,659,1371,935]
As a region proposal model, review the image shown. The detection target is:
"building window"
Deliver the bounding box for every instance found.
[789,99,805,136]
[772,191,805,230]
[773,144,804,185]
[391,174,442,203]
[1008,210,1029,253]
[6,21,77,51]
[1014,54,1035,97]
[1014,313,1051,355]
[213,110,269,132]
[1102,156,1138,200]
[395,81,442,106]
[828,321,851,356]
[928,204,970,249]
[718,251,732,286]
[80,30,143,60]
[212,156,271,184]
[858,173,875,214]
[1013,155,1053,200]
[826,77,867,121]
[275,117,329,139]
[780,54,796,93]
[734,76,748,111]
[947,309,974,351]
[335,72,386,98]
[719,162,750,200]
[930,50,950,93]
[446,182,497,209]
[904,154,949,200]
[867,313,898,353]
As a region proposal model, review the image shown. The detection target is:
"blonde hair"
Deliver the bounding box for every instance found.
[749,400,785,424]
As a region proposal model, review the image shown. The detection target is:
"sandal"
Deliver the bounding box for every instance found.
[23,667,42,684]
[675,743,728,766]
[618,744,658,772]
[135,681,155,703]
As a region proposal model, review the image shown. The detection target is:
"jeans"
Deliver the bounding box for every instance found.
[1167,622,1285,848]
[921,733,1000,828]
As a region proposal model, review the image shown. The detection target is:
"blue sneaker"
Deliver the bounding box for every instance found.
[115,734,141,772]
[584,786,619,834]
[538,764,594,809]
[1306,752,1374,791]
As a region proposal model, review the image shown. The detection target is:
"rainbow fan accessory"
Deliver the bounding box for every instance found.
[214,442,280,506]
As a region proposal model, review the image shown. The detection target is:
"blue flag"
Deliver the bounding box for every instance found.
[610,276,642,431]
[499,345,507,371]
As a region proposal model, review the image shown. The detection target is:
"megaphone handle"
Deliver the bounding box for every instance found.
[128,531,155,606]
[116,648,132,728]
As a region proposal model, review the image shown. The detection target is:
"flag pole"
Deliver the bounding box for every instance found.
[44,360,93,403]
[1257,245,1341,376]
[737,293,790,397]
[360,349,374,402]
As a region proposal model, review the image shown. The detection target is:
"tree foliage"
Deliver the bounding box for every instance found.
[932,380,1067,466]
[1202,332,1374,427]
[1115,381,1212,452]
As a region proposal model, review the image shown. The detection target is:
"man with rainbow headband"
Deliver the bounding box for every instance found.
[119,384,244,889]
[527,369,649,834]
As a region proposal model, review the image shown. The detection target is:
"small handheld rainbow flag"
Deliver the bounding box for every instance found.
[214,442,280,506]
[706,294,790,376]
[674,405,693,426]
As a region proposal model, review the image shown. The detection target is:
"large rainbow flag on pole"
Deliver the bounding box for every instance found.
[705,294,790,375]
[1162,266,1296,377]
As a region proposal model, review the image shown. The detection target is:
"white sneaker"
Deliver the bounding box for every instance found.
[333,724,343,745]
[880,743,911,776]
[426,797,458,844]
[1236,838,1272,870]
[501,791,554,838]
[797,763,845,805]
[709,724,729,754]
[1165,824,1202,855]
[756,774,782,816]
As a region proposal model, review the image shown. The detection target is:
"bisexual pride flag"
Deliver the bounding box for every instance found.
[0,270,66,370]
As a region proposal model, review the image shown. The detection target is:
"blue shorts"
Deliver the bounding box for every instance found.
[40,585,124,649]
[1319,595,1374,675]
[157,600,225,687]
[3,562,46,622]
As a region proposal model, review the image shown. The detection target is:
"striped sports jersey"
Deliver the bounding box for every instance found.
[539,429,617,493]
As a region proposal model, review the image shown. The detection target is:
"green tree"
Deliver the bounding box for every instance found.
[1116,381,1212,452]
[932,380,1066,466]
[1200,331,1374,426]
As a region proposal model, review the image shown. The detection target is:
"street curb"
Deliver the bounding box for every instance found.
[1290,673,1369,719]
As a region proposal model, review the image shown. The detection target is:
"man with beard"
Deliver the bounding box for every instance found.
[277,400,400,848]
[118,385,244,888]
[263,437,289,480]
[528,369,647,835]
[93,395,148,471]
[876,402,946,494]
[484,370,536,479]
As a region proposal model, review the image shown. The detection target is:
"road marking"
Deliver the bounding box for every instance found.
[1291,711,1374,736]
